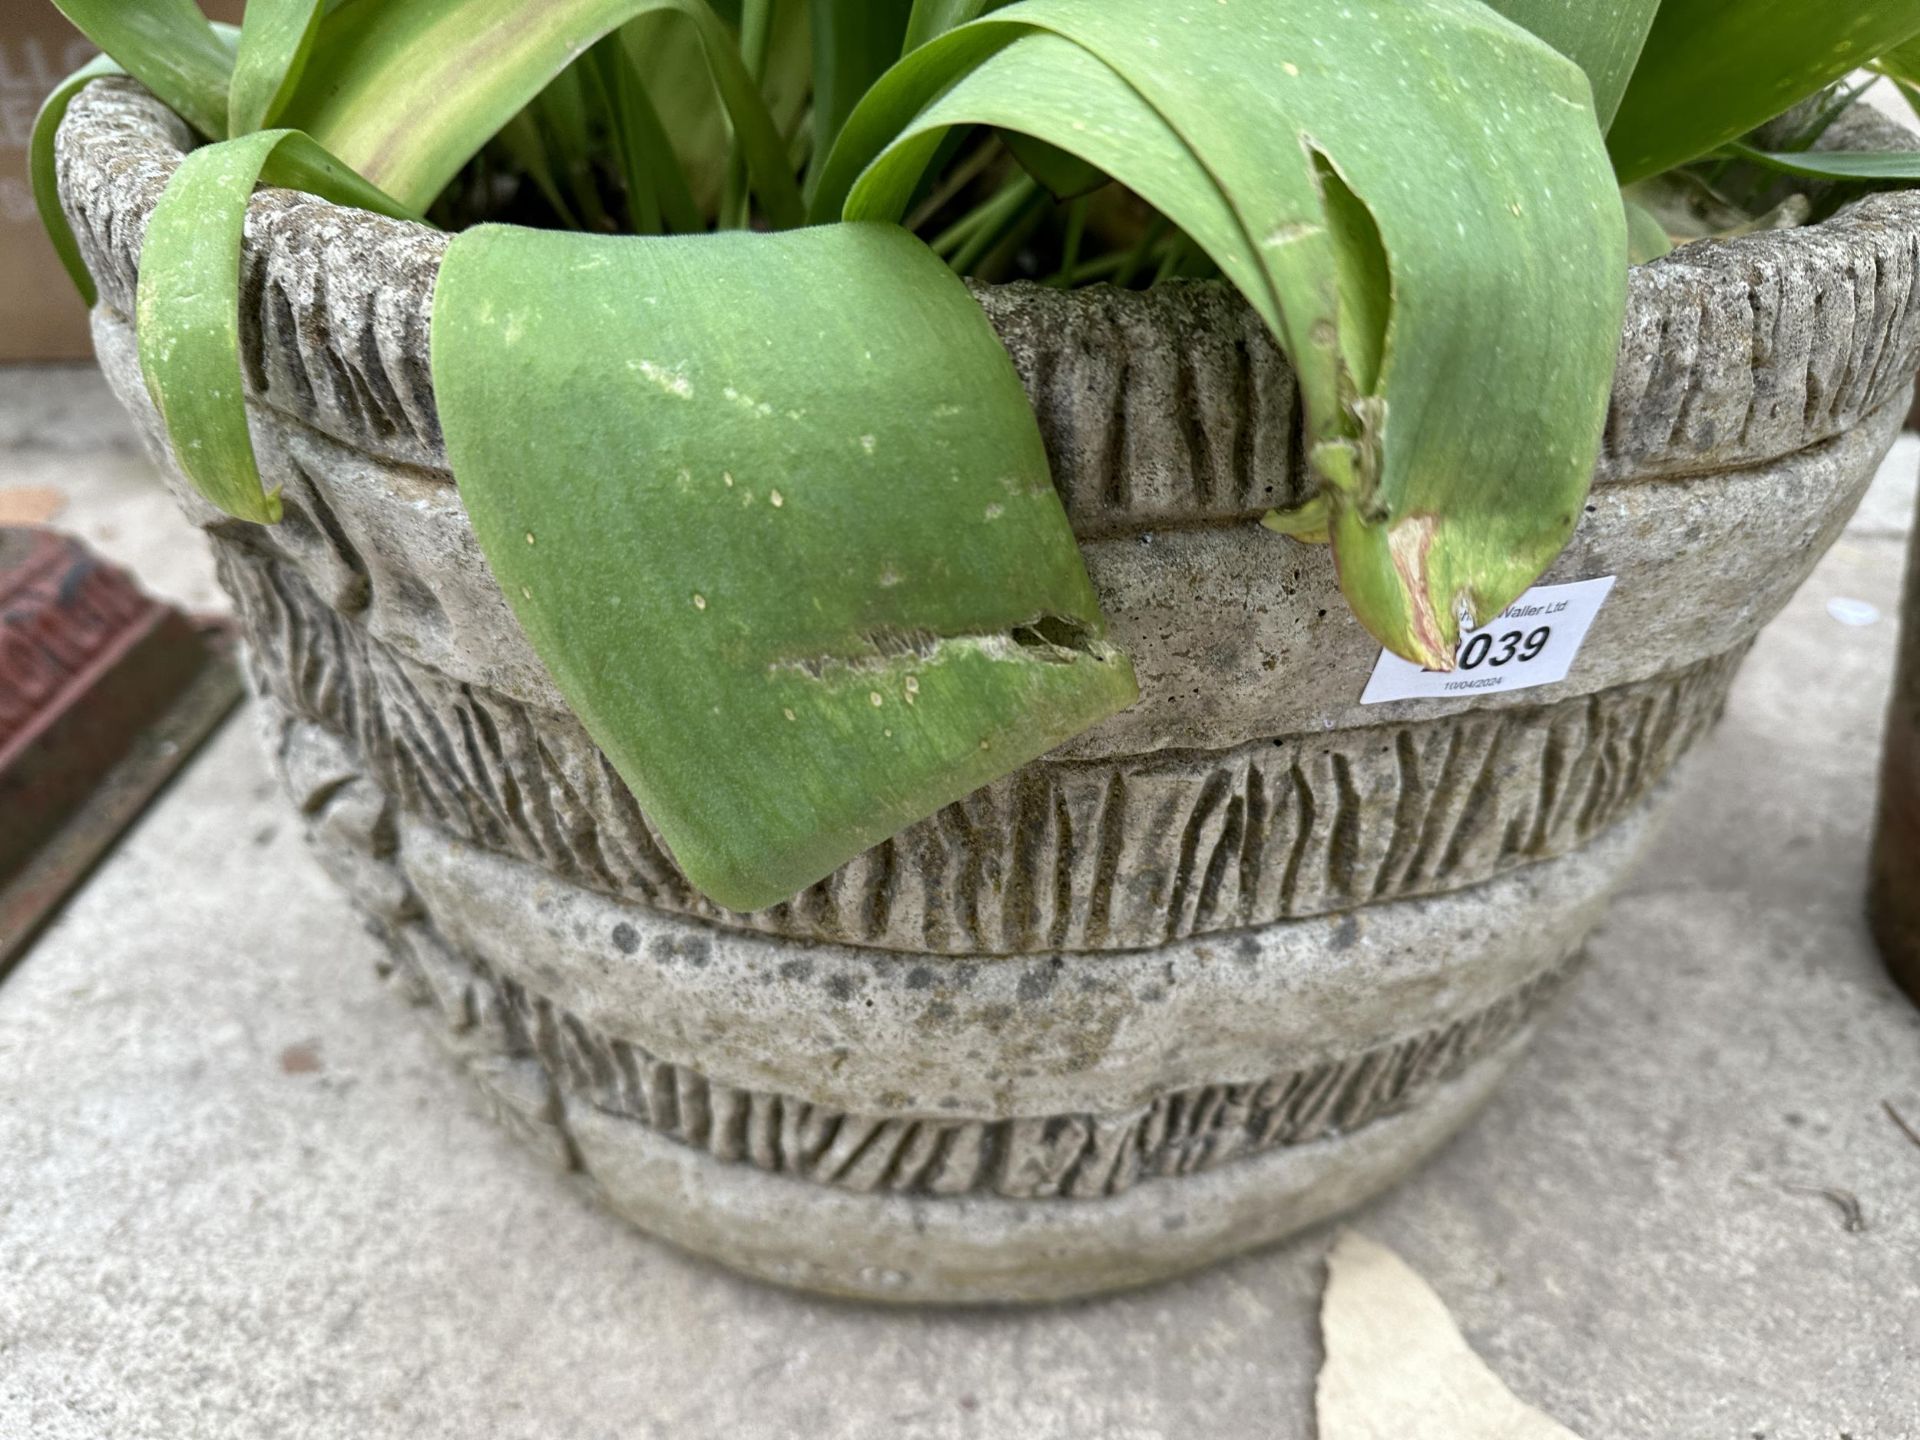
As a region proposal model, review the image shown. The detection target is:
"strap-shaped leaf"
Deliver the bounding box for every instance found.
[804,0,910,196]
[134,130,424,524]
[277,0,805,222]
[718,0,777,227]
[1478,0,1660,129]
[1622,197,1673,264]
[903,0,999,54]
[829,0,1624,669]
[49,0,233,140]
[38,22,249,304]
[1727,142,1920,185]
[1610,0,1920,183]
[431,222,1137,910]
[31,53,124,306]
[589,34,703,233]
[229,0,327,135]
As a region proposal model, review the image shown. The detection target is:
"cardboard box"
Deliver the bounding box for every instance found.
[2,1,243,363]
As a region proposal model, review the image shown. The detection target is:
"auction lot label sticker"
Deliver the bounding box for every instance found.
[1360,575,1616,704]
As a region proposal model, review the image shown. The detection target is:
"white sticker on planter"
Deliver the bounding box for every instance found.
[1360,575,1616,704]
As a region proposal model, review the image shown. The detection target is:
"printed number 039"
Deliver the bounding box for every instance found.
[1458,626,1550,670]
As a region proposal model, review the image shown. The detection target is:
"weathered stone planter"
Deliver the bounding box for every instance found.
[59,79,1920,1301]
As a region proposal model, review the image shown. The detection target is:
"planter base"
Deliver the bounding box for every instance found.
[558,1042,1523,1303]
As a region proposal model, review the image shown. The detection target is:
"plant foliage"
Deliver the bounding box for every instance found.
[823,0,1626,669]
[135,129,421,524]
[1609,0,1920,182]
[37,0,1920,906]
[435,222,1136,908]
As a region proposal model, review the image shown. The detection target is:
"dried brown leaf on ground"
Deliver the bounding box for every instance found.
[0,487,68,525]
[1317,1230,1584,1440]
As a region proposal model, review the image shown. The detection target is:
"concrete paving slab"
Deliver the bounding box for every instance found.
[0,366,224,615]
[0,370,1916,1438]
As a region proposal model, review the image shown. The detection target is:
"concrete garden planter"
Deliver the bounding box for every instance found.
[59,78,1920,1301]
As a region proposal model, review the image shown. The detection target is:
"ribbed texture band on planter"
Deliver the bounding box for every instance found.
[57,77,1920,1300]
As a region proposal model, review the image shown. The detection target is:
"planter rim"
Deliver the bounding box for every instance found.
[54,77,1920,541]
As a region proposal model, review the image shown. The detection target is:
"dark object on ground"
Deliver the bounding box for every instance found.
[0,526,240,972]
[1871,497,1920,1008]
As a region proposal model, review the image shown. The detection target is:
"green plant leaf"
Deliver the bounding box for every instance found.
[590,33,703,232]
[432,221,1137,909]
[531,61,616,231]
[1888,74,1920,124]
[49,0,233,140]
[35,22,248,305]
[805,0,910,197]
[134,130,424,524]
[1882,33,1920,76]
[1001,131,1106,200]
[1876,34,1920,113]
[1622,196,1673,263]
[1870,43,1920,128]
[1478,0,1659,129]
[1725,141,1920,184]
[609,1,809,221]
[830,0,1625,669]
[229,0,327,134]
[492,110,587,229]
[719,0,775,226]
[1610,0,1920,183]
[1902,80,1920,119]
[277,0,805,222]
[810,24,1013,224]
[902,0,1000,54]
[30,53,125,306]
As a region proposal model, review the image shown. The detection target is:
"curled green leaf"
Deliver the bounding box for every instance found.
[278,0,806,223]
[830,0,1625,669]
[134,129,424,525]
[30,53,125,307]
[229,0,328,135]
[49,0,234,140]
[432,222,1137,909]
